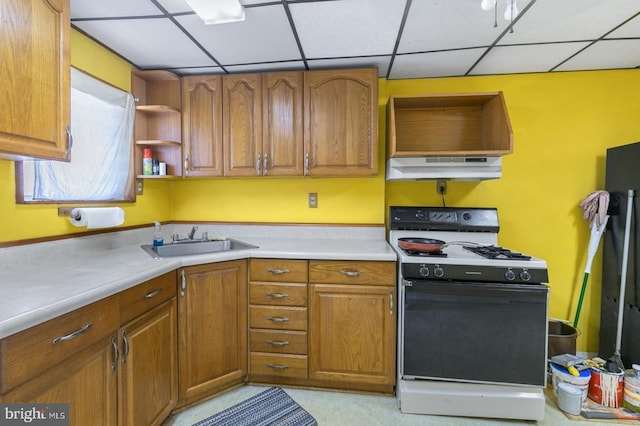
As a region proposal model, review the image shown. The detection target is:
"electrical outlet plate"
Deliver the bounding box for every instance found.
[136,178,144,195]
[437,180,447,195]
[309,192,318,208]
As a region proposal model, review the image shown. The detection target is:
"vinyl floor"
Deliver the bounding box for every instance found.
[163,384,608,426]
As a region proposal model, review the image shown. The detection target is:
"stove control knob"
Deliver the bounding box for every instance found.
[415,211,425,220]
[433,265,444,278]
[419,265,430,277]
[520,269,531,281]
[505,268,516,281]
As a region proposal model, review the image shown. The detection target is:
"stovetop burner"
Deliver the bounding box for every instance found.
[463,245,532,260]
[401,249,448,258]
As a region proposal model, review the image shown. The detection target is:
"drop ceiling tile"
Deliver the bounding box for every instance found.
[70,0,162,19]
[398,0,532,53]
[498,0,640,45]
[73,19,216,69]
[606,13,640,38]
[388,48,487,79]
[174,6,300,66]
[289,0,406,58]
[469,42,590,75]
[555,39,640,71]
[155,0,193,14]
[225,61,306,73]
[308,57,392,78]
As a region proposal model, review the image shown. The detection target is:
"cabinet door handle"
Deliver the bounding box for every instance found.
[304,153,309,175]
[184,155,190,175]
[266,268,290,275]
[266,292,288,299]
[52,323,93,345]
[390,292,394,315]
[181,270,186,297]
[121,330,129,365]
[267,363,290,370]
[143,289,161,299]
[340,270,362,277]
[267,340,289,347]
[64,125,73,160]
[111,335,118,372]
[256,155,261,174]
[267,316,289,323]
[263,154,268,175]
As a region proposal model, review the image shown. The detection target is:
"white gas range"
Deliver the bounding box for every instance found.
[390,206,550,421]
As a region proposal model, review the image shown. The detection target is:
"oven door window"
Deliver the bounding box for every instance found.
[403,281,548,386]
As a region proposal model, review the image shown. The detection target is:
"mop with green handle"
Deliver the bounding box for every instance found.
[574,190,610,328]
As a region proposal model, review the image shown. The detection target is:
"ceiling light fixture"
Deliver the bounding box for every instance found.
[480,0,518,30]
[185,0,245,25]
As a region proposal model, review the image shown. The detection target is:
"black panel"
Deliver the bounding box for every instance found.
[601,142,640,364]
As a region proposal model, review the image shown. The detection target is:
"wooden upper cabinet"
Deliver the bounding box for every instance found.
[304,68,378,176]
[223,74,263,177]
[182,75,223,177]
[262,72,304,176]
[0,0,71,160]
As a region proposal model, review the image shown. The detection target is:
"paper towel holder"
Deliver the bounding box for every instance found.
[58,207,82,220]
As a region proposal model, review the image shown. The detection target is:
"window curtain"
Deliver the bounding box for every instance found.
[33,68,134,201]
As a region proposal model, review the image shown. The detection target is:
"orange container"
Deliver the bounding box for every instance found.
[588,368,624,407]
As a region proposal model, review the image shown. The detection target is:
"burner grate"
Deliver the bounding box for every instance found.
[401,249,448,257]
[463,245,531,260]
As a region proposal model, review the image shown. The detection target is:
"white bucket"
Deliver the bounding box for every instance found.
[550,362,591,403]
[557,382,583,415]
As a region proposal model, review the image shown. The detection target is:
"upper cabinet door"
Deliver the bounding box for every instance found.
[0,0,71,160]
[223,74,262,177]
[182,75,223,177]
[304,68,378,177]
[262,72,303,176]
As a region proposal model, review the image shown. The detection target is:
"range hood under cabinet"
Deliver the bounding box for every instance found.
[386,92,513,181]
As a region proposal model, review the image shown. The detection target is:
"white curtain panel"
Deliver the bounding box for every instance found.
[34,68,134,201]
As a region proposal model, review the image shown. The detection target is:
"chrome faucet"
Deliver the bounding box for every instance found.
[188,226,198,240]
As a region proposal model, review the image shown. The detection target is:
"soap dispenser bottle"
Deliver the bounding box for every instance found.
[153,221,164,246]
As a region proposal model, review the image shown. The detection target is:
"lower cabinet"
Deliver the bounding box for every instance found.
[0,335,118,425]
[118,298,177,426]
[177,260,248,406]
[308,260,396,392]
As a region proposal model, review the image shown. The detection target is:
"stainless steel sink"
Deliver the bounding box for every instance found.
[141,238,258,259]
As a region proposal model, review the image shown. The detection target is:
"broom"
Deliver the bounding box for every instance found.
[574,191,610,328]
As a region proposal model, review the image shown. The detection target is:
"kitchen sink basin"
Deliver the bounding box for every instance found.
[141,238,258,259]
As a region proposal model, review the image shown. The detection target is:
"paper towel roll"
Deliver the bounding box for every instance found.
[69,207,125,229]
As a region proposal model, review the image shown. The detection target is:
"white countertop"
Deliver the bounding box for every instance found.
[0,224,396,339]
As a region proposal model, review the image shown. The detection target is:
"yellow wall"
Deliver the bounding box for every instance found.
[2,29,639,353]
[382,70,640,353]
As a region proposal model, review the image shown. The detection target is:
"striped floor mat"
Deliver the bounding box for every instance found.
[193,387,318,426]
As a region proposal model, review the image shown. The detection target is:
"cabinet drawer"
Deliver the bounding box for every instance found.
[249,282,307,306]
[250,330,307,355]
[249,306,307,331]
[0,296,118,394]
[309,261,395,285]
[250,353,308,379]
[250,259,308,283]
[119,271,176,324]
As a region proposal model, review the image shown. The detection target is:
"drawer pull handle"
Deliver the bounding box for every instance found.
[267,363,290,370]
[267,316,289,323]
[267,340,289,347]
[340,270,362,277]
[52,323,93,345]
[267,268,290,275]
[143,289,162,299]
[266,292,288,299]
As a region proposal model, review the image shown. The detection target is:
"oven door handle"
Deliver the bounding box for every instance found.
[402,279,413,287]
